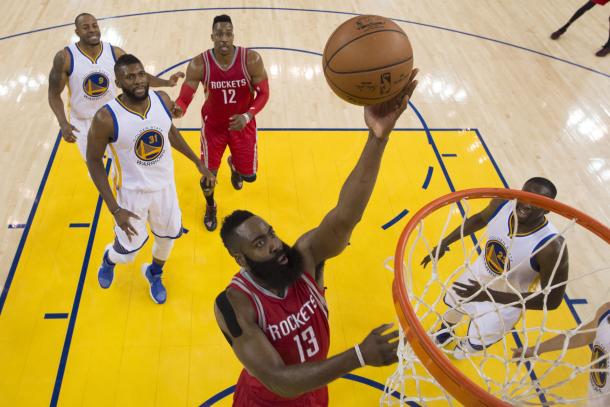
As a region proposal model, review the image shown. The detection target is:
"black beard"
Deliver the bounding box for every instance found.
[245,242,304,292]
[122,84,149,102]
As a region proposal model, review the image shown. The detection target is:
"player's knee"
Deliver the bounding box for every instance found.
[152,237,174,261]
[241,173,256,183]
[108,245,137,264]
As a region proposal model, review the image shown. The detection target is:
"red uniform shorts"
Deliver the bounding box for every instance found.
[200,118,258,175]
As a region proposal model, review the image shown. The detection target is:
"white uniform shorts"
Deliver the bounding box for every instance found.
[445,274,522,347]
[113,181,183,253]
[71,116,93,160]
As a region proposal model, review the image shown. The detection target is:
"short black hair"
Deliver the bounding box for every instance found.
[74,13,95,27]
[524,177,557,199]
[213,14,232,28]
[220,210,254,250]
[114,54,143,76]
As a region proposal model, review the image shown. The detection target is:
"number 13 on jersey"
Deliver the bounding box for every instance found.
[293,326,320,363]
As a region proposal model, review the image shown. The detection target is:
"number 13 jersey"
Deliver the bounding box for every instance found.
[229,269,330,406]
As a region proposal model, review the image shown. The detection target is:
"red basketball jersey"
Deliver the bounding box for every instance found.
[229,270,330,406]
[200,46,254,126]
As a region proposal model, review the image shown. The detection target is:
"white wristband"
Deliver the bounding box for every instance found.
[242,112,251,123]
[354,344,365,367]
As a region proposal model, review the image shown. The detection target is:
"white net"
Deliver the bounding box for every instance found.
[382,195,610,406]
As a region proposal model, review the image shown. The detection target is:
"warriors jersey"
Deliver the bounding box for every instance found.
[589,310,610,406]
[459,201,559,294]
[229,270,330,406]
[200,46,254,126]
[105,91,174,192]
[66,41,117,120]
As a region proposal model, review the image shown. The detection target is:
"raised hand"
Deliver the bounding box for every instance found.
[168,71,185,86]
[358,323,400,367]
[421,244,450,268]
[364,68,418,140]
[512,346,535,360]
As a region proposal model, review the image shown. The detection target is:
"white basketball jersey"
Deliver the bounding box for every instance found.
[105,91,174,192]
[589,311,610,406]
[470,201,559,293]
[66,41,117,120]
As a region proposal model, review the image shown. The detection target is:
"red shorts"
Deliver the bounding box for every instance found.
[200,118,258,175]
[592,0,608,5]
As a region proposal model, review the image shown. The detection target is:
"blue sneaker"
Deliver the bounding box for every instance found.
[98,250,115,289]
[141,263,167,304]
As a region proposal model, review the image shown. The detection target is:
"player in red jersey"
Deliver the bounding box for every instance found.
[173,14,270,231]
[214,70,419,406]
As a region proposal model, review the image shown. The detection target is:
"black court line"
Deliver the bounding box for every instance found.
[68,223,90,228]
[50,159,111,407]
[44,313,69,320]
[7,224,26,229]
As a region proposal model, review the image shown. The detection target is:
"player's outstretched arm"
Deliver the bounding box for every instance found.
[48,49,78,142]
[453,236,569,310]
[172,55,204,118]
[112,46,184,88]
[512,302,610,359]
[214,289,398,398]
[421,198,505,267]
[297,70,418,278]
[86,108,140,240]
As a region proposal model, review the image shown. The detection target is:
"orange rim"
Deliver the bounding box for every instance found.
[392,188,610,406]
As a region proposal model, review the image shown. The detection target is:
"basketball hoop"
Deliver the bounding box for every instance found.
[383,188,610,406]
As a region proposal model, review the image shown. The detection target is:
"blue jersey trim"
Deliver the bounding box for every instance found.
[113,235,149,254]
[105,104,119,142]
[151,225,185,240]
[110,44,117,62]
[65,47,74,76]
[530,233,557,272]
[599,309,610,326]
[154,91,172,120]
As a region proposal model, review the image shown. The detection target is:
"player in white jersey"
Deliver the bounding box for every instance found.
[48,13,183,159]
[421,178,569,355]
[86,54,215,304]
[513,302,610,406]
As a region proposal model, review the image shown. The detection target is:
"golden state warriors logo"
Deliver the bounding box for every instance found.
[484,239,510,275]
[135,130,164,162]
[82,72,110,98]
[590,345,608,391]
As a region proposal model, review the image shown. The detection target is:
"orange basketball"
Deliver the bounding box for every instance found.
[323,15,413,106]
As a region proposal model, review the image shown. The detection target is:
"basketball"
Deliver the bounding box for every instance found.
[323,15,413,105]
